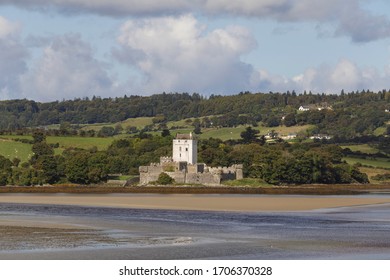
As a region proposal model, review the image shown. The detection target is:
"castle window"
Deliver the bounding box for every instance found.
[179,147,182,151]
[180,153,181,158]
[185,148,188,151]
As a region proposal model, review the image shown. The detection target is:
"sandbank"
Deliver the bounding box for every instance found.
[1,193,390,212]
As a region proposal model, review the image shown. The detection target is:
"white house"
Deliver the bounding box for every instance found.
[298,105,310,111]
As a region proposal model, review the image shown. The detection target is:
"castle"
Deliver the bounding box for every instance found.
[139,133,243,185]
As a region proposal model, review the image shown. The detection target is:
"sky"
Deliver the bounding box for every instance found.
[1,0,390,101]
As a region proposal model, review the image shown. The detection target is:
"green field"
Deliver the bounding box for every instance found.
[341,144,380,154]
[81,117,155,131]
[1,135,115,152]
[199,126,247,140]
[371,120,390,136]
[197,124,314,141]
[47,136,114,150]
[0,139,32,162]
[344,157,390,169]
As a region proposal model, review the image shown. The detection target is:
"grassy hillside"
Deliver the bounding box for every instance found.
[47,136,114,150]
[0,135,115,161]
[344,157,390,169]
[341,144,380,154]
[197,124,314,141]
[81,117,154,131]
[199,126,246,140]
[0,138,32,162]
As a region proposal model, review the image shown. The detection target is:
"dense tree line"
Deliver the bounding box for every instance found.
[1,91,389,139]
[0,129,369,186]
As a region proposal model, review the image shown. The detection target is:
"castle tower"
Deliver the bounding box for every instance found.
[172,132,197,164]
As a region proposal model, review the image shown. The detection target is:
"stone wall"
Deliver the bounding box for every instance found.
[185,172,221,185]
[139,165,163,185]
[139,161,243,186]
[166,171,186,184]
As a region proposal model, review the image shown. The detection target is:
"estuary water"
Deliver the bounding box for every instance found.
[0,194,390,259]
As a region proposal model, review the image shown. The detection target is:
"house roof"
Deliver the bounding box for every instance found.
[175,132,194,140]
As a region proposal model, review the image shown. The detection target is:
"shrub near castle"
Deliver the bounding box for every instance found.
[157,172,174,185]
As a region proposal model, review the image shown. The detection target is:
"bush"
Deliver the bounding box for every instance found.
[0,172,8,186]
[157,172,174,185]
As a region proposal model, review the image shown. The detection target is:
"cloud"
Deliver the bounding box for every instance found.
[1,0,390,42]
[337,10,390,42]
[290,59,390,93]
[21,34,116,101]
[0,0,194,17]
[0,17,28,100]
[113,15,390,95]
[203,0,390,42]
[114,15,259,94]
[0,16,20,38]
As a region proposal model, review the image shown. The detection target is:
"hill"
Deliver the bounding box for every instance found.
[0,91,389,186]
[1,91,389,139]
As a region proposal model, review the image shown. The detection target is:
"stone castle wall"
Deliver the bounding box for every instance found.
[139,158,243,186]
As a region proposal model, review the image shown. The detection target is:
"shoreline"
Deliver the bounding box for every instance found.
[1,193,390,212]
[1,184,390,195]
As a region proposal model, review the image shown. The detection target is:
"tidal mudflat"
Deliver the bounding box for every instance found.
[0,194,390,259]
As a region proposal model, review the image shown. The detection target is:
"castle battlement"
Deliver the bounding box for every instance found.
[160,156,173,164]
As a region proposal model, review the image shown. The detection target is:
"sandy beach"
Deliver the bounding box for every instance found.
[1,194,390,259]
[1,193,390,212]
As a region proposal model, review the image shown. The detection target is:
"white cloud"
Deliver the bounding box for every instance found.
[0,16,20,38]
[113,15,390,95]
[290,59,390,93]
[114,15,259,94]
[21,34,116,101]
[1,0,389,42]
[0,17,27,100]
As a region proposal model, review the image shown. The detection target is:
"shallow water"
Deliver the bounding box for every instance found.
[0,199,390,259]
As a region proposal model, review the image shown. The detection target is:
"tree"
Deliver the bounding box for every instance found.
[30,142,54,166]
[32,130,46,144]
[265,116,280,127]
[0,155,12,186]
[283,113,296,127]
[114,124,123,135]
[98,126,115,137]
[126,126,138,134]
[193,118,202,134]
[240,127,259,143]
[35,155,59,184]
[59,122,72,135]
[65,152,90,184]
[161,128,171,137]
[193,125,201,134]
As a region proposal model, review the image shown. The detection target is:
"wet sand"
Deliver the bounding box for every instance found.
[1,200,390,259]
[1,193,390,212]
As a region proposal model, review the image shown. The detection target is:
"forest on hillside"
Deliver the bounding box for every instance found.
[0,90,389,186]
[0,90,389,139]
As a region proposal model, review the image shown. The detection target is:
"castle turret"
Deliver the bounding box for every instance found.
[172,132,197,164]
